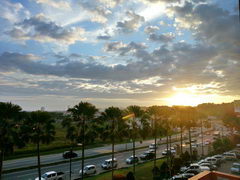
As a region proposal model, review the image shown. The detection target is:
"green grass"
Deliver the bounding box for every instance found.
[85,158,165,180]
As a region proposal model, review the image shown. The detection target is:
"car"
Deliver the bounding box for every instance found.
[223,152,238,161]
[191,143,198,148]
[101,158,117,169]
[231,163,240,174]
[35,171,65,180]
[162,148,176,155]
[184,169,199,175]
[79,165,97,176]
[229,150,240,159]
[188,163,210,173]
[170,173,195,180]
[62,151,78,159]
[204,157,219,166]
[198,162,217,170]
[126,156,139,164]
[140,151,155,160]
[212,154,226,164]
[149,143,158,149]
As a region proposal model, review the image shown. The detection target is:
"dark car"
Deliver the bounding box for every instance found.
[63,151,78,159]
[140,152,155,160]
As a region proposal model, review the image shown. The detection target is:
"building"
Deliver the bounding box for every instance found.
[234,100,240,117]
[189,171,240,180]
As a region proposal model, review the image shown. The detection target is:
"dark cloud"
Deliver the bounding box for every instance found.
[148,33,175,43]
[6,14,85,44]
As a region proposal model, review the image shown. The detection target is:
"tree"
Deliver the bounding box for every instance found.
[184,107,198,162]
[25,111,55,180]
[146,106,165,171]
[101,107,122,180]
[173,106,187,155]
[125,105,144,174]
[67,102,98,179]
[0,102,26,180]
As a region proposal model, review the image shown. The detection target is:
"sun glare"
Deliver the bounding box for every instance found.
[166,93,208,106]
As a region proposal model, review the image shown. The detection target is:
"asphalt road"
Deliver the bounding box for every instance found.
[3,132,214,180]
[3,134,182,171]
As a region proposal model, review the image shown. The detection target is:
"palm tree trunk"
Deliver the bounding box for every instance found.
[0,149,4,180]
[133,120,136,175]
[180,127,183,154]
[81,118,85,180]
[154,116,157,168]
[37,137,41,180]
[188,128,192,163]
[133,137,135,174]
[111,119,115,180]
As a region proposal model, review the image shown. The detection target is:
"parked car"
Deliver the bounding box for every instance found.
[184,169,199,175]
[126,156,139,164]
[198,162,217,170]
[170,173,195,180]
[212,154,226,164]
[223,152,238,161]
[140,151,155,160]
[149,143,158,149]
[79,165,97,176]
[188,163,210,173]
[204,157,219,166]
[62,151,78,159]
[35,171,65,180]
[231,163,240,174]
[101,158,117,169]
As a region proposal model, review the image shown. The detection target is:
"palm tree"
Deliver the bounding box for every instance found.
[147,106,160,169]
[101,107,122,180]
[0,102,26,180]
[173,106,187,155]
[62,115,78,180]
[67,102,98,180]
[125,105,144,175]
[184,107,198,163]
[25,111,55,180]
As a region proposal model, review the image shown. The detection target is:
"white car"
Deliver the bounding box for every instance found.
[231,163,240,174]
[149,143,158,149]
[223,152,238,161]
[188,163,210,173]
[35,171,65,180]
[101,158,117,169]
[205,157,218,166]
[79,165,97,176]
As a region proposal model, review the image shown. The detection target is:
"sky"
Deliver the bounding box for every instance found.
[0,0,239,111]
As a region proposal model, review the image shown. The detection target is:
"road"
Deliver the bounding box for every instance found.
[3,132,213,180]
[3,134,182,171]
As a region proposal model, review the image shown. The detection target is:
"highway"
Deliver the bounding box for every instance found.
[3,131,214,180]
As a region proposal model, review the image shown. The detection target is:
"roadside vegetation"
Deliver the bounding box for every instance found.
[0,101,239,179]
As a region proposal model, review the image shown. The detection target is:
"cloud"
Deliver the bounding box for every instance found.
[0,0,30,24]
[117,11,145,33]
[36,0,71,10]
[78,1,112,24]
[144,25,159,34]
[6,14,86,45]
[104,41,147,55]
[148,32,175,43]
